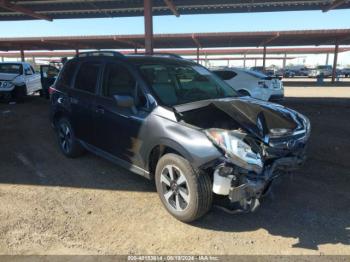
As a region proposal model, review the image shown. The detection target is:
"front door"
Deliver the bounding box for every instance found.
[23,64,36,93]
[93,62,148,167]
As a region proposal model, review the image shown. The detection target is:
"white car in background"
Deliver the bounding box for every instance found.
[212,67,284,101]
[0,62,42,101]
[308,65,333,78]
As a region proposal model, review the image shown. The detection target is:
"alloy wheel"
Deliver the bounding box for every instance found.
[160,164,190,212]
[58,123,72,153]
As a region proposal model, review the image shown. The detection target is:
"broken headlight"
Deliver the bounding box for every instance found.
[205,128,263,173]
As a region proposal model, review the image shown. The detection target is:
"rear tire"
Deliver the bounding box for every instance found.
[155,153,212,222]
[56,118,84,158]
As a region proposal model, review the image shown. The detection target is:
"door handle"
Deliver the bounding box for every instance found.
[95,105,105,114]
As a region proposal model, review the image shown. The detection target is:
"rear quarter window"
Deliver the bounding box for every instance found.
[213,70,237,80]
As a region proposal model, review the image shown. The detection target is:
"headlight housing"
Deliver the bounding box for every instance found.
[205,128,263,173]
[0,81,14,89]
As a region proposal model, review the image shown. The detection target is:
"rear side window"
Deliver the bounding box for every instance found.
[214,70,237,80]
[59,60,78,88]
[75,62,101,93]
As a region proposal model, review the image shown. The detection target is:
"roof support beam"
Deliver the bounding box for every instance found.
[144,0,154,55]
[40,39,93,50]
[0,0,52,21]
[20,49,24,62]
[191,34,202,49]
[259,33,280,47]
[112,36,143,49]
[332,41,339,83]
[163,0,179,17]
[262,46,267,71]
[323,0,346,12]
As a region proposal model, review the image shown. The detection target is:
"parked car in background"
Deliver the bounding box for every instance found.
[213,67,284,101]
[341,68,350,77]
[50,51,310,222]
[295,67,310,77]
[0,62,42,101]
[276,69,296,78]
[250,66,276,77]
[308,65,333,78]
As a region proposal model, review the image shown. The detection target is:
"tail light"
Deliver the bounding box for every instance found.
[258,81,268,88]
[48,86,57,95]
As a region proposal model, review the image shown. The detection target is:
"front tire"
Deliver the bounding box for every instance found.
[13,85,27,103]
[155,153,212,222]
[56,118,84,158]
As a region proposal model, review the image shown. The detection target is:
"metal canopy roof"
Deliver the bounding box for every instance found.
[1,47,348,57]
[0,29,349,51]
[0,1,350,21]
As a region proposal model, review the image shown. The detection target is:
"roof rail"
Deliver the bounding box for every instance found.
[74,51,124,58]
[128,52,183,59]
[151,53,184,59]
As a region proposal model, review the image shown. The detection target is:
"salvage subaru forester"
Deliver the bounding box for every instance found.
[50,51,310,222]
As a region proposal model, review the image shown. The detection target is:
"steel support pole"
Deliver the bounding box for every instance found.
[75,49,79,55]
[262,46,267,71]
[144,0,154,55]
[283,53,287,69]
[243,53,246,68]
[134,47,138,54]
[325,53,329,65]
[332,43,339,83]
[196,47,199,63]
[20,49,25,62]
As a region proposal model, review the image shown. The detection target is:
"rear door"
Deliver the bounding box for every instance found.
[69,60,103,145]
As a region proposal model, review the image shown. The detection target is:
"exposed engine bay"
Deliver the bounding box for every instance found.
[175,98,311,212]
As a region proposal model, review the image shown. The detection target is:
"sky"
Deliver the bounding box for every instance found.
[1,9,349,67]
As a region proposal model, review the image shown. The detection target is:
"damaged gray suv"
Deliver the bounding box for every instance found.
[50,51,311,222]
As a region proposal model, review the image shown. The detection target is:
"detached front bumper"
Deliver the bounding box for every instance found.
[228,155,305,203]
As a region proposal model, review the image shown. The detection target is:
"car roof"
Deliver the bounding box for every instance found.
[125,55,196,66]
[0,62,27,65]
[71,54,197,66]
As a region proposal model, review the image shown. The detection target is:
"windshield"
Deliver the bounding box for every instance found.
[139,64,237,106]
[0,63,23,74]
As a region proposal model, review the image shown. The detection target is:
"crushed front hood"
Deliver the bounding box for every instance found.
[175,97,303,141]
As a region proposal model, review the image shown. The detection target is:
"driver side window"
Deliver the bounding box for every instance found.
[24,65,33,75]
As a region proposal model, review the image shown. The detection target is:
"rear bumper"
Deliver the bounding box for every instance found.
[269,94,284,101]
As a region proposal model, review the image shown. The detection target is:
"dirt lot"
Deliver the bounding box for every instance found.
[0,95,349,255]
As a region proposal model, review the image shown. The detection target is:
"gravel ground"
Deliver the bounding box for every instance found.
[0,95,349,255]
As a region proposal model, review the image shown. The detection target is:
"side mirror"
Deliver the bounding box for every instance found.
[113,95,136,109]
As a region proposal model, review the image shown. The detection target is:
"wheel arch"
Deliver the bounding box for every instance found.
[52,109,71,128]
[237,89,251,96]
[147,139,194,180]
